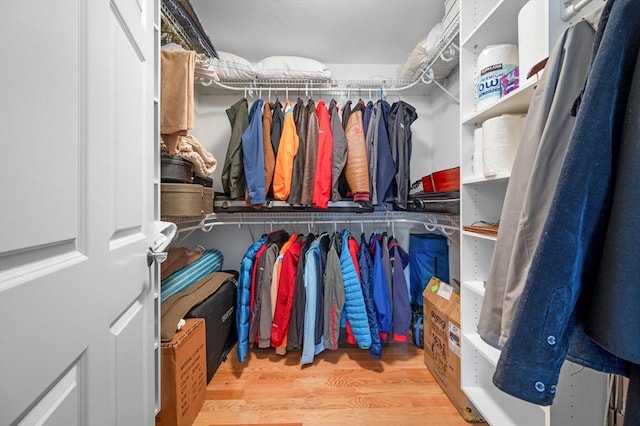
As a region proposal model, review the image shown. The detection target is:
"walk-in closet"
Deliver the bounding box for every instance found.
[3,0,637,425]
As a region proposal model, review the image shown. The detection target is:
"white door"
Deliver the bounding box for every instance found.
[0,1,158,425]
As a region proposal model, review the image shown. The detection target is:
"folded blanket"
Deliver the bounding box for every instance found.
[161,249,224,302]
[161,134,217,177]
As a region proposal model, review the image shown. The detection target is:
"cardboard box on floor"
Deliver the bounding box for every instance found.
[156,318,206,426]
[423,277,485,423]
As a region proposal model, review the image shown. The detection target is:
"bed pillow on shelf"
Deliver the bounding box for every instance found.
[213,51,257,80]
[255,56,331,80]
[397,23,443,79]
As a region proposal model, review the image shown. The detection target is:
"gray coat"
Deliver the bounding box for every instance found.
[478,21,595,348]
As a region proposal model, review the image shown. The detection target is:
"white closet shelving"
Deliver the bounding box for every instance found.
[458,1,608,425]
[196,16,460,99]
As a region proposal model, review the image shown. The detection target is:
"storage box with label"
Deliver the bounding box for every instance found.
[423,277,485,423]
[156,318,207,426]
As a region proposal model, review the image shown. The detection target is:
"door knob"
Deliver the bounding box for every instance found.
[147,248,168,266]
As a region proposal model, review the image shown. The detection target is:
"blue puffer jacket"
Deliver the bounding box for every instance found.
[236,236,267,363]
[358,233,382,358]
[340,230,371,349]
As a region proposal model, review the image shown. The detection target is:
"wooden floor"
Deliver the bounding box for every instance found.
[193,343,472,426]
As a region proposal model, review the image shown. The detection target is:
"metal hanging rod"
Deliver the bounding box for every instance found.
[561,0,596,21]
[171,211,459,236]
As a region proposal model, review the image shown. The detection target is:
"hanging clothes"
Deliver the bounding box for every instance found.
[358,233,382,359]
[341,99,352,131]
[363,100,374,139]
[339,230,371,349]
[287,234,315,351]
[270,99,284,154]
[344,103,370,202]
[261,102,276,198]
[366,102,379,204]
[248,230,289,349]
[493,0,640,414]
[288,98,307,205]
[237,235,267,363]
[272,101,300,200]
[370,234,391,340]
[241,99,266,205]
[301,239,321,365]
[323,233,346,350]
[312,100,333,208]
[388,101,417,209]
[389,237,411,342]
[315,233,330,346]
[221,98,249,199]
[248,242,268,345]
[300,100,319,205]
[375,100,395,204]
[329,99,348,202]
[271,238,305,348]
[478,21,595,350]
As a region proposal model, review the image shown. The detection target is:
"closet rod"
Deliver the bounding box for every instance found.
[561,0,595,21]
[171,213,459,243]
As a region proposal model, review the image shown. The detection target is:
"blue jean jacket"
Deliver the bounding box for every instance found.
[493,0,640,406]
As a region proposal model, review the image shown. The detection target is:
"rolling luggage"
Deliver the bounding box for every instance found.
[185,274,238,382]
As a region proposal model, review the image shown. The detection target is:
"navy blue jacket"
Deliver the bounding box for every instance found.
[494,0,640,409]
[358,233,382,358]
[376,100,395,204]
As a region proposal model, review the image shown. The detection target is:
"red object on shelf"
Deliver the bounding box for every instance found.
[421,174,434,192]
[432,167,460,192]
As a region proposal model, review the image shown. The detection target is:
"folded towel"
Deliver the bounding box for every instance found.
[161,50,195,134]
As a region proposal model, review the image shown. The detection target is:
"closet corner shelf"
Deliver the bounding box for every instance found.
[464,333,501,366]
[198,19,459,99]
[462,172,510,185]
[462,280,485,297]
[462,230,497,241]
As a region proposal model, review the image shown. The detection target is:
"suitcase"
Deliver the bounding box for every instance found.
[185,275,238,382]
[161,155,193,183]
[161,248,224,302]
[161,155,214,188]
[161,183,214,217]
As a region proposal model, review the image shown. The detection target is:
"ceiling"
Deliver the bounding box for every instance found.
[190,0,446,65]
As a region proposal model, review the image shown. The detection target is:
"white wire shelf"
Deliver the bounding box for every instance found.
[197,17,459,99]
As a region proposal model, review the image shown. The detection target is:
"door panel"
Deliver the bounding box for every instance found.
[0,1,157,425]
[0,1,80,257]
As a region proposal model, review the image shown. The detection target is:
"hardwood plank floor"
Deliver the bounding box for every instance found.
[193,343,474,426]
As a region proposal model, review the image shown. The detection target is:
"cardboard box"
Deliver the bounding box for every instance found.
[423,277,485,423]
[156,318,207,426]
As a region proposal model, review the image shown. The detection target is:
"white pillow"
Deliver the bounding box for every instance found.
[397,23,443,79]
[255,56,331,80]
[213,51,257,80]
